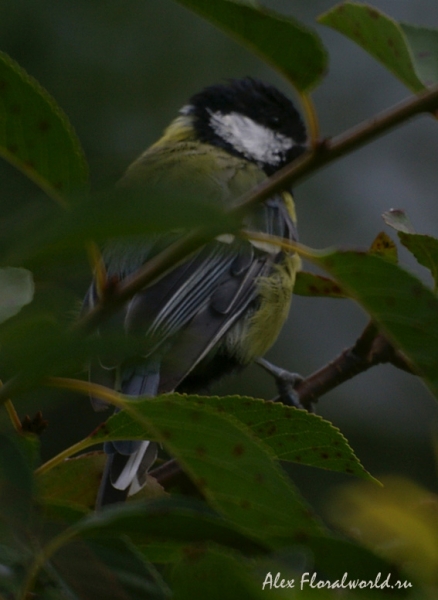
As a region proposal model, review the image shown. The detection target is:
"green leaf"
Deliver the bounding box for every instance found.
[398,232,438,292]
[4,182,236,269]
[39,396,373,513]
[193,396,374,481]
[174,0,327,91]
[39,453,166,511]
[170,546,267,600]
[94,396,323,542]
[87,394,374,481]
[71,496,268,554]
[401,23,438,87]
[0,267,34,324]
[314,250,438,400]
[318,2,425,92]
[369,231,398,263]
[51,536,171,600]
[305,535,402,587]
[0,433,36,526]
[39,453,106,511]
[0,51,88,204]
[0,313,153,394]
[294,271,346,297]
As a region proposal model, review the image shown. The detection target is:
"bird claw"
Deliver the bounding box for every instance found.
[257,358,313,412]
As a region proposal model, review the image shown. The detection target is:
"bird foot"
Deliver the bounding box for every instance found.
[257,357,313,412]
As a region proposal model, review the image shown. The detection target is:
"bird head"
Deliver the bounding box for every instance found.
[181,77,307,174]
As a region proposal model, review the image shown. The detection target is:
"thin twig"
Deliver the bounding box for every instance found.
[292,322,414,406]
[150,323,415,489]
[76,85,438,334]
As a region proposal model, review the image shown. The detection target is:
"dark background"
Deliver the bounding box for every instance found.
[1,0,438,513]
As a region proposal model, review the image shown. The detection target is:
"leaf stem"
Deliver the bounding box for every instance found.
[4,399,22,432]
[299,92,320,146]
[35,436,92,476]
[19,528,77,600]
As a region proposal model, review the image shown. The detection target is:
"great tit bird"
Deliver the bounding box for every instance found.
[84,77,307,508]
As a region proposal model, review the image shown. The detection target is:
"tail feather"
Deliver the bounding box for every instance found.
[96,365,160,509]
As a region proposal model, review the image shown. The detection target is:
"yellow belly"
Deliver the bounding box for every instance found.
[226,253,301,364]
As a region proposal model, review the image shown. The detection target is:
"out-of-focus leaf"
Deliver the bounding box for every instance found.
[0,267,34,324]
[314,250,438,401]
[170,546,268,600]
[0,51,88,204]
[398,232,438,292]
[51,536,171,600]
[294,271,346,297]
[88,393,374,482]
[5,184,235,269]
[0,315,93,389]
[369,231,398,263]
[304,536,405,591]
[0,312,158,394]
[318,3,425,92]
[382,208,416,234]
[175,0,327,91]
[86,395,323,542]
[70,496,268,554]
[329,476,436,586]
[39,453,105,511]
[39,453,166,511]
[0,540,31,599]
[0,433,36,526]
[401,23,438,87]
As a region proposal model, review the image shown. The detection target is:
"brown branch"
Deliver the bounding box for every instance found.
[293,322,414,408]
[1,87,437,408]
[77,85,438,335]
[150,323,415,489]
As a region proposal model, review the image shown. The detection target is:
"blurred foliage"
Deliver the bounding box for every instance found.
[329,475,438,594]
[1,0,438,597]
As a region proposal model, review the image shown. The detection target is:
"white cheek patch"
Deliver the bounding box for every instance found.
[209,111,294,166]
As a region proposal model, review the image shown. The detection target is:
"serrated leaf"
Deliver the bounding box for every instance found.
[89,395,323,541]
[294,271,346,297]
[369,231,398,263]
[0,267,34,324]
[398,232,438,292]
[401,23,438,87]
[0,51,88,204]
[318,2,425,92]
[175,0,327,91]
[85,394,373,482]
[382,208,416,234]
[193,396,374,481]
[314,250,438,400]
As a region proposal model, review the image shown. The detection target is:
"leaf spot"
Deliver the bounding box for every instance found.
[38,119,51,132]
[232,443,245,457]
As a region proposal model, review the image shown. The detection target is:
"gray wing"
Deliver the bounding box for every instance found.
[86,194,297,507]
[85,193,298,398]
